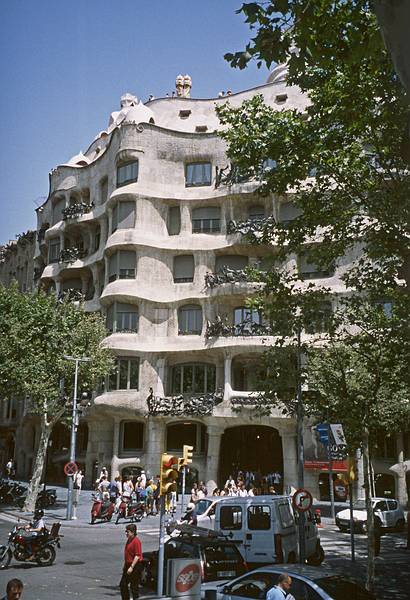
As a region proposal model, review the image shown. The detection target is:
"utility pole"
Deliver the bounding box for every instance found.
[64,355,90,520]
[296,324,306,564]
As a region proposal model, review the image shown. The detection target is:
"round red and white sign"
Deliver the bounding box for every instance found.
[175,563,200,593]
[292,488,313,512]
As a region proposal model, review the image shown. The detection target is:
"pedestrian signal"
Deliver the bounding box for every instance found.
[160,453,179,494]
[183,445,194,465]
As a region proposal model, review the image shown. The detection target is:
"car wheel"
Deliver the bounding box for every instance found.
[307,543,325,566]
[395,518,405,532]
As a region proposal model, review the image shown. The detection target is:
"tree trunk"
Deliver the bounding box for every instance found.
[23,416,52,512]
[362,429,375,592]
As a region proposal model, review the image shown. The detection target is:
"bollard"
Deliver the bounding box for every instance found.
[314,508,323,528]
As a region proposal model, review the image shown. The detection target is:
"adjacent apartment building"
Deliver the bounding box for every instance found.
[1,67,408,503]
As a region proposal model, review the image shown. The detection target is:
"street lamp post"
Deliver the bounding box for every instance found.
[296,324,306,564]
[64,355,90,520]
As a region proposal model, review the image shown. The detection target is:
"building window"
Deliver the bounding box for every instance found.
[106,302,138,333]
[304,301,332,334]
[279,202,302,225]
[248,205,265,222]
[185,162,212,187]
[167,206,181,235]
[109,358,139,390]
[178,304,202,335]
[171,363,216,395]
[121,421,144,452]
[112,200,136,232]
[173,255,194,283]
[117,161,138,187]
[100,177,109,204]
[166,422,206,453]
[298,252,334,280]
[215,255,248,272]
[108,251,136,282]
[48,238,61,263]
[233,307,262,335]
[192,206,221,233]
[94,226,101,252]
[52,197,65,225]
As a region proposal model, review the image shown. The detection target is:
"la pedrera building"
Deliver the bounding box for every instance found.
[4,67,408,502]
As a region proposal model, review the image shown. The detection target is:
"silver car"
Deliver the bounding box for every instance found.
[335,497,405,533]
[202,565,376,600]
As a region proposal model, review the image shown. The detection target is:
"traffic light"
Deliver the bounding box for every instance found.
[183,445,194,465]
[160,453,179,494]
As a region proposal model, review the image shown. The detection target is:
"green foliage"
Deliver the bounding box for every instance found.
[0,283,114,424]
[220,1,410,292]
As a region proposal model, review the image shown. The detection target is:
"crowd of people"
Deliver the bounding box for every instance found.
[94,467,161,516]
[208,470,283,498]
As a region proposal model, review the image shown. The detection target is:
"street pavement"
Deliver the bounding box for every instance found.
[0,486,408,599]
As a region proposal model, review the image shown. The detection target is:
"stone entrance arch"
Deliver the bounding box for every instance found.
[218,425,283,489]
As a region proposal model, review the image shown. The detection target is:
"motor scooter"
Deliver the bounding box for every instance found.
[90,494,115,524]
[116,495,145,524]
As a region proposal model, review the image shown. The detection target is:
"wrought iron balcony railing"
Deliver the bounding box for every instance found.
[62,201,94,220]
[204,266,249,288]
[227,215,276,237]
[57,288,84,303]
[206,317,273,338]
[59,247,86,263]
[146,389,223,416]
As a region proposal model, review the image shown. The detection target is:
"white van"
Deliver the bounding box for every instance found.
[195,495,323,566]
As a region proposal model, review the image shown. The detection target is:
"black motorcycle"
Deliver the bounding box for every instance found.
[0,522,62,568]
[17,488,57,510]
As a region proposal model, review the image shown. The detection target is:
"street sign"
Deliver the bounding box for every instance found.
[64,461,79,476]
[292,488,313,513]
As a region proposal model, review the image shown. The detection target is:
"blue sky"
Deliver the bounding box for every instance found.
[0,1,270,244]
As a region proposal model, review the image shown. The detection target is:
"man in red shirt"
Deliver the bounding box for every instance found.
[120,523,142,600]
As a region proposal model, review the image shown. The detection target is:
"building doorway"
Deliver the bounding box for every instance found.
[219,425,282,488]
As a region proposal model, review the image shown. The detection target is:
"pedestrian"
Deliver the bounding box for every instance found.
[98,466,108,481]
[1,579,24,600]
[120,523,142,600]
[190,482,199,502]
[122,476,134,501]
[72,469,84,519]
[266,573,293,600]
[5,459,14,479]
[98,475,110,500]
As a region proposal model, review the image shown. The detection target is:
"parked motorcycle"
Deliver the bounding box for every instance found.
[0,522,62,569]
[90,495,115,524]
[116,497,145,524]
[17,488,57,510]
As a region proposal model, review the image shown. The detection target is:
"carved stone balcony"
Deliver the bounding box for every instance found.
[146,389,223,416]
[62,202,94,220]
[204,266,249,288]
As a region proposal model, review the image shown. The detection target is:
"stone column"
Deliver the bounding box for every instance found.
[396,432,408,508]
[156,358,166,397]
[104,255,109,287]
[90,264,100,301]
[99,217,108,252]
[205,425,225,487]
[107,207,113,236]
[281,430,298,493]
[180,203,191,234]
[110,418,121,477]
[144,418,166,480]
[223,355,232,401]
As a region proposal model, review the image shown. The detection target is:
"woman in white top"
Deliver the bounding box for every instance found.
[122,476,134,500]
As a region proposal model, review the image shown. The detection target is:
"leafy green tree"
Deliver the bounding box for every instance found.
[0,284,114,511]
[219,1,410,588]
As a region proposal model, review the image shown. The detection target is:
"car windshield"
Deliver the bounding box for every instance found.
[352,500,367,510]
[196,499,212,515]
[315,576,375,600]
[203,543,241,562]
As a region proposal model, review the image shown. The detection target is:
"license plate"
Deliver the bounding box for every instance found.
[217,571,235,577]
